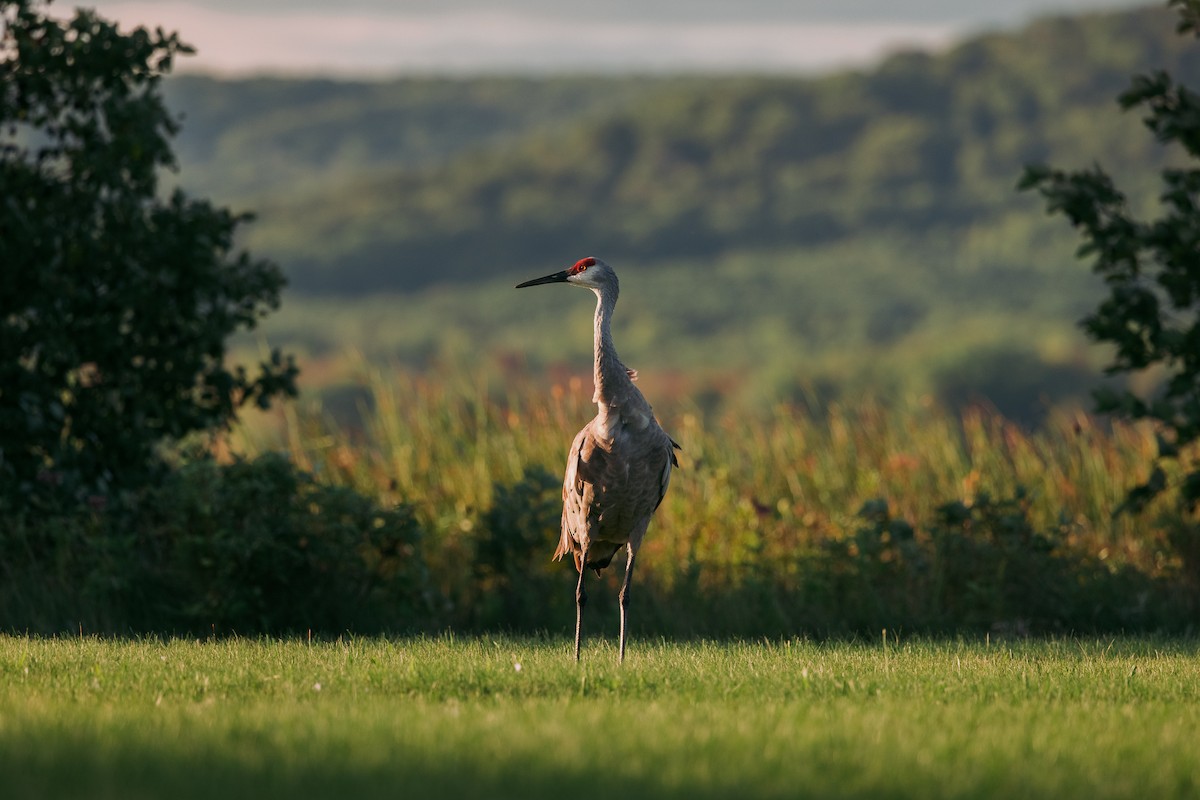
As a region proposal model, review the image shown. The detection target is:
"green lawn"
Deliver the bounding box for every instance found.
[2,635,1198,799]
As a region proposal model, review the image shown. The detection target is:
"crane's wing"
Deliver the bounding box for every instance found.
[555,417,680,572]
[555,426,598,567]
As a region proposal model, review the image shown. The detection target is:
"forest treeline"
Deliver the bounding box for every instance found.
[156,5,1200,418]
[167,6,1197,295]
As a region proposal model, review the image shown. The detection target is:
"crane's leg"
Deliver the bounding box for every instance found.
[618,543,638,664]
[574,546,588,663]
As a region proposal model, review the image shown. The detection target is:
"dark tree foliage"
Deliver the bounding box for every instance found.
[0,0,296,504]
[1021,0,1200,513]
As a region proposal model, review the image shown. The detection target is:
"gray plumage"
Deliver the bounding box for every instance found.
[516,257,679,663]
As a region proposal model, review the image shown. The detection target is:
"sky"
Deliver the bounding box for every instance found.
[79,0,1147,76]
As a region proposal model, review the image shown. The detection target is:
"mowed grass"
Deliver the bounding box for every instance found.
[2,636,1198,799]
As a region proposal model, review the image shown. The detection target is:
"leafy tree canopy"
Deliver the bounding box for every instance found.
[1022,0,1200,511]
[0,0,296,505]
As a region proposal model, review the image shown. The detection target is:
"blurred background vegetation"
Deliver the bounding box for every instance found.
[5,1,1200,636]
[162,5,1200,424]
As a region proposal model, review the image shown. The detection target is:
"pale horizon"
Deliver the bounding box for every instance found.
[79,0,1145,76]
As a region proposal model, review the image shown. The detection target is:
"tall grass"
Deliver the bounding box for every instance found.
[235,366,1162,560]
[227,364,1189,633]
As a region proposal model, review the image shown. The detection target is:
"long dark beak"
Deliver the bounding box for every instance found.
[516,269,570,289]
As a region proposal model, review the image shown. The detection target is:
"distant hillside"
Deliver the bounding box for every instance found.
[164,76,660,203]
[183,5,1199,295]
[169,4,1200,419]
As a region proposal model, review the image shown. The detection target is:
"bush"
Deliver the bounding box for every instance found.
[134,454,433,634]
[0,454,436,635]
[468,466,570,631]
[2,455,1190,637]
[0,495,121,633]
[926,491,1066,628]
[808,491,1175,634]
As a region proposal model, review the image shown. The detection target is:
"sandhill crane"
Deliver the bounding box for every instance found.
[517,256,680,663]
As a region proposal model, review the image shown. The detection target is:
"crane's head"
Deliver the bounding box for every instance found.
[515,256,616,293]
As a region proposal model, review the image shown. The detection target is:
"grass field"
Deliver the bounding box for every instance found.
[2,635,1198,799]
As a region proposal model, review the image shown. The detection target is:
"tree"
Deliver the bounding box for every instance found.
[0,0,296,505]
[1021,0,1200,515]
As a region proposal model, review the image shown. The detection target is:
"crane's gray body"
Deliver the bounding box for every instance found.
[556,363,676,575]
[516,257,678,663]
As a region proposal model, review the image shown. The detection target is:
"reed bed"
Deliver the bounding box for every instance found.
[231,364,1177,591]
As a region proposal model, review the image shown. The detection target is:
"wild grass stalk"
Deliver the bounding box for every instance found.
[231,365,1178,586]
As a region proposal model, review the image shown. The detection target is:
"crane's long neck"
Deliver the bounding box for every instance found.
[592,282,631,410]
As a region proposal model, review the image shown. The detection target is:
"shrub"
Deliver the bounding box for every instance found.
[0,494,121,632]
[804,499,926,631]
[468,466,570,631]
[0,454,436,635]
[810,491,1175,634]
[131,454,433,634]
